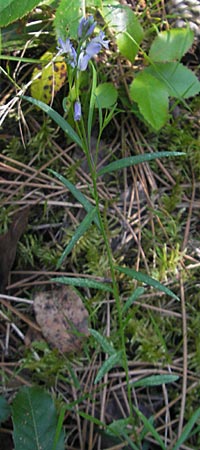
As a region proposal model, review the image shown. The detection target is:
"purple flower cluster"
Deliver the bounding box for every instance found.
[57,16,109,121]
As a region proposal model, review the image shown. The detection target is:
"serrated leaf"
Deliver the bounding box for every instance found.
[146,62,200,99]
[0,0,41,27]
[149,28,194,62]
[102,4,143,62]
[0,396,11,424]
[130,71,169,130]
[94,351,122,383]
[54,0,83,40]
[95,83,118,108]
[115,266,180,301]
[12,386,65,450]
[31,51,67,105]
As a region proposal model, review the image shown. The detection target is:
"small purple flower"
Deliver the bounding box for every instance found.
[57,37,77,67]
[77,51,91,71]
[78,16,96,39]
[57,37,72,54]
[74,100,82,121]
[91,31,109,49]
[85,40,102,57]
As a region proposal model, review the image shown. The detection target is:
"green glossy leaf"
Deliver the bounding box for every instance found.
[95,83,118,109]
[98,151,184,176]
[0,0,41,27]
[57,207,97,267]
[0,396,11,424]
[12,387,65,450]
[115,266,180,301]
[132,374,179,388]
[102,3,143,61]
[94,351,123,384]
[52,276,113,292]
[149,28,194,62]
[89,328,116,355]
[130,71,169,130]
[146,62,200,99]
[54,0,83,40]
[49,169,100,229]
[23,96,82,148]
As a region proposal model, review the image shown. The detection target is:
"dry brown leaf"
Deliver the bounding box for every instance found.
[0,206,29,293]
[34,286,89,353]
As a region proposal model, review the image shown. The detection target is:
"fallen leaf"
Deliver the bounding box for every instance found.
[0,206,29,293]
[34,286,89,353]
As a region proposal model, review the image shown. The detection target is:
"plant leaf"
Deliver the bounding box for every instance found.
[172,408,200,450]
[30,52,67,105]
[146,62,200,99]
[94,351,123,384]
[122,287,145,314]
[12,386,65,450]
[54,0,83,40]
[115,266,180,301]
[130,71,169,130]
[133,406,166,450]
[57,207,97,267]
[52,276,113,293]
[132,374,179,388]
[23,96,83,148]
[49,169,100,229]
[0,0,41,27]
[89,328,116,355]
[98,151,184,176]
[102,4,143,62]
[149,28,194,62]
[95,83,118,109]
[0,396,11,424]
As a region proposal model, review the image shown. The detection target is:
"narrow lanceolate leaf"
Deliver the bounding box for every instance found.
[132,374,179,388]
[89,328,116,355]
[122,287,145,314]
[172,408,200,450]
[52,276,113,293]
[115,266,180,301]
[23,96,82,148]
[98,151,184,176]
[133,406,166,450]
[49,170,100,229]
[12,387,65,450]
[0,0,41,27]
[94,351,123,384]
[57,207,97,267]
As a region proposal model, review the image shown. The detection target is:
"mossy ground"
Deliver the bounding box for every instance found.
[0,1,200,448]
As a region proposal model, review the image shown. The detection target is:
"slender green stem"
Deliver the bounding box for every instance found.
[82,139,134,420]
